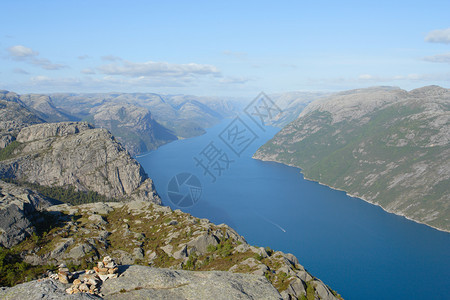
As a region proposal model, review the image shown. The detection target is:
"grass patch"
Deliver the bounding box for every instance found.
[0,141,22,161]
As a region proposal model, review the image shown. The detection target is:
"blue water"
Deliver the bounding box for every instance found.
[137,117,450,300]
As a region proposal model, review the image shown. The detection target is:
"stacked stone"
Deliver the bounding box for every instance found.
[57,264,73,284]
[65,269,101,295]
[93,256,119,281]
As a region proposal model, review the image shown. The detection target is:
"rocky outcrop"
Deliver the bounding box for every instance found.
[0,265,282,300]
[0,122,160,204]
[88,102,177,155]
[10,200,341,299]
[0,180,53,248]
[254,85,450,231]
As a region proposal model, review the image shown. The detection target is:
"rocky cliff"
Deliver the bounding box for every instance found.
[87,102,177,155]
[0,122,160,204]
[254,85,450,231]
[0,199,340,299]
[0,180,55,248]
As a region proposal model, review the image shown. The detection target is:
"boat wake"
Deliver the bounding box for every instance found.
[255,212,287,233]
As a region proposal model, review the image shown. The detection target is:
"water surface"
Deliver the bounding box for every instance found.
[137,117,450,300]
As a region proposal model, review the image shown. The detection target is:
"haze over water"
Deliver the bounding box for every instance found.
[138,117,450,300]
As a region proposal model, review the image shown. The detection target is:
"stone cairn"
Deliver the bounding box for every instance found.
[49,256,119,295]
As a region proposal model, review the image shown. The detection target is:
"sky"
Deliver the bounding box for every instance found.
[0,0,449,97]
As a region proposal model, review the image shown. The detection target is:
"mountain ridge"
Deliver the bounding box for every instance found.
[254,85,450,232]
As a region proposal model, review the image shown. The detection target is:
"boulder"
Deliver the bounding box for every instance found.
[187,233,219,254]
[0,180,53,248]
[100,265,282,299]
[0,278,97,299]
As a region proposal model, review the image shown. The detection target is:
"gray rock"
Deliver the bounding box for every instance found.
[132,247,144,260]
[284,277,306,299]
[0,180,53,248]
[0,278,96,299]
[111,250,134,265]
[50,238,74,258]
[100,265,282,299]
[0,122,161,204]
[187,233,219,254]
[79,202,114,215]
[313,279,337,300]
[88,214,107,225]
[67,242,95,260]
[0,134,14,149]
[173,244,188,259]
[160,244,174,257]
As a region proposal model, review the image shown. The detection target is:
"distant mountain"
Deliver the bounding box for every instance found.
[254,86,450,232]
[49,92,240,154]
[268,91,328,127]
[0,90,44,148]
[18,94,77,123]
[86,102,177,155]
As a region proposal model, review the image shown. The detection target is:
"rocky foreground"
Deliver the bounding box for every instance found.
[0,264,283,300]
[0,184,341,299]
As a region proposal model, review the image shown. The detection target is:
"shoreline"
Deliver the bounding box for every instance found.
[252,155,450,234]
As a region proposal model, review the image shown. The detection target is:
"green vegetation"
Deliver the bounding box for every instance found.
[0,247,57,286]
[2,179,115,205]
[183,253,198,270]
[0,201,341,298]
[257,100,450,231]
[0,141,22,161]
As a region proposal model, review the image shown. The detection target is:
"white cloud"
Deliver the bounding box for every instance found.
[7,45,38,59]
[358,74,375,80]
[97,60,221,78]
[81,68,96,74]
[77,54,89,60]
[357,73,446,82]
[425,28,450,44]
[423,53,450,63]
[6,45,67,70]
[31,58,67,70]
[13,67,29,74]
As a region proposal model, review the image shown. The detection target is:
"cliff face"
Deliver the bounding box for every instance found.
[254,85,450,231]
[0,180,54,248]
[88,102,177,155]
[0,122,160,204]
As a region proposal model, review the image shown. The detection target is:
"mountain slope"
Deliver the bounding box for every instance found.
[254,86,450,231]
[19,94,77,123]
[87,102,177,155]
[50,92,239,141]
[0,122,160,203]
[0,91,44,148]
